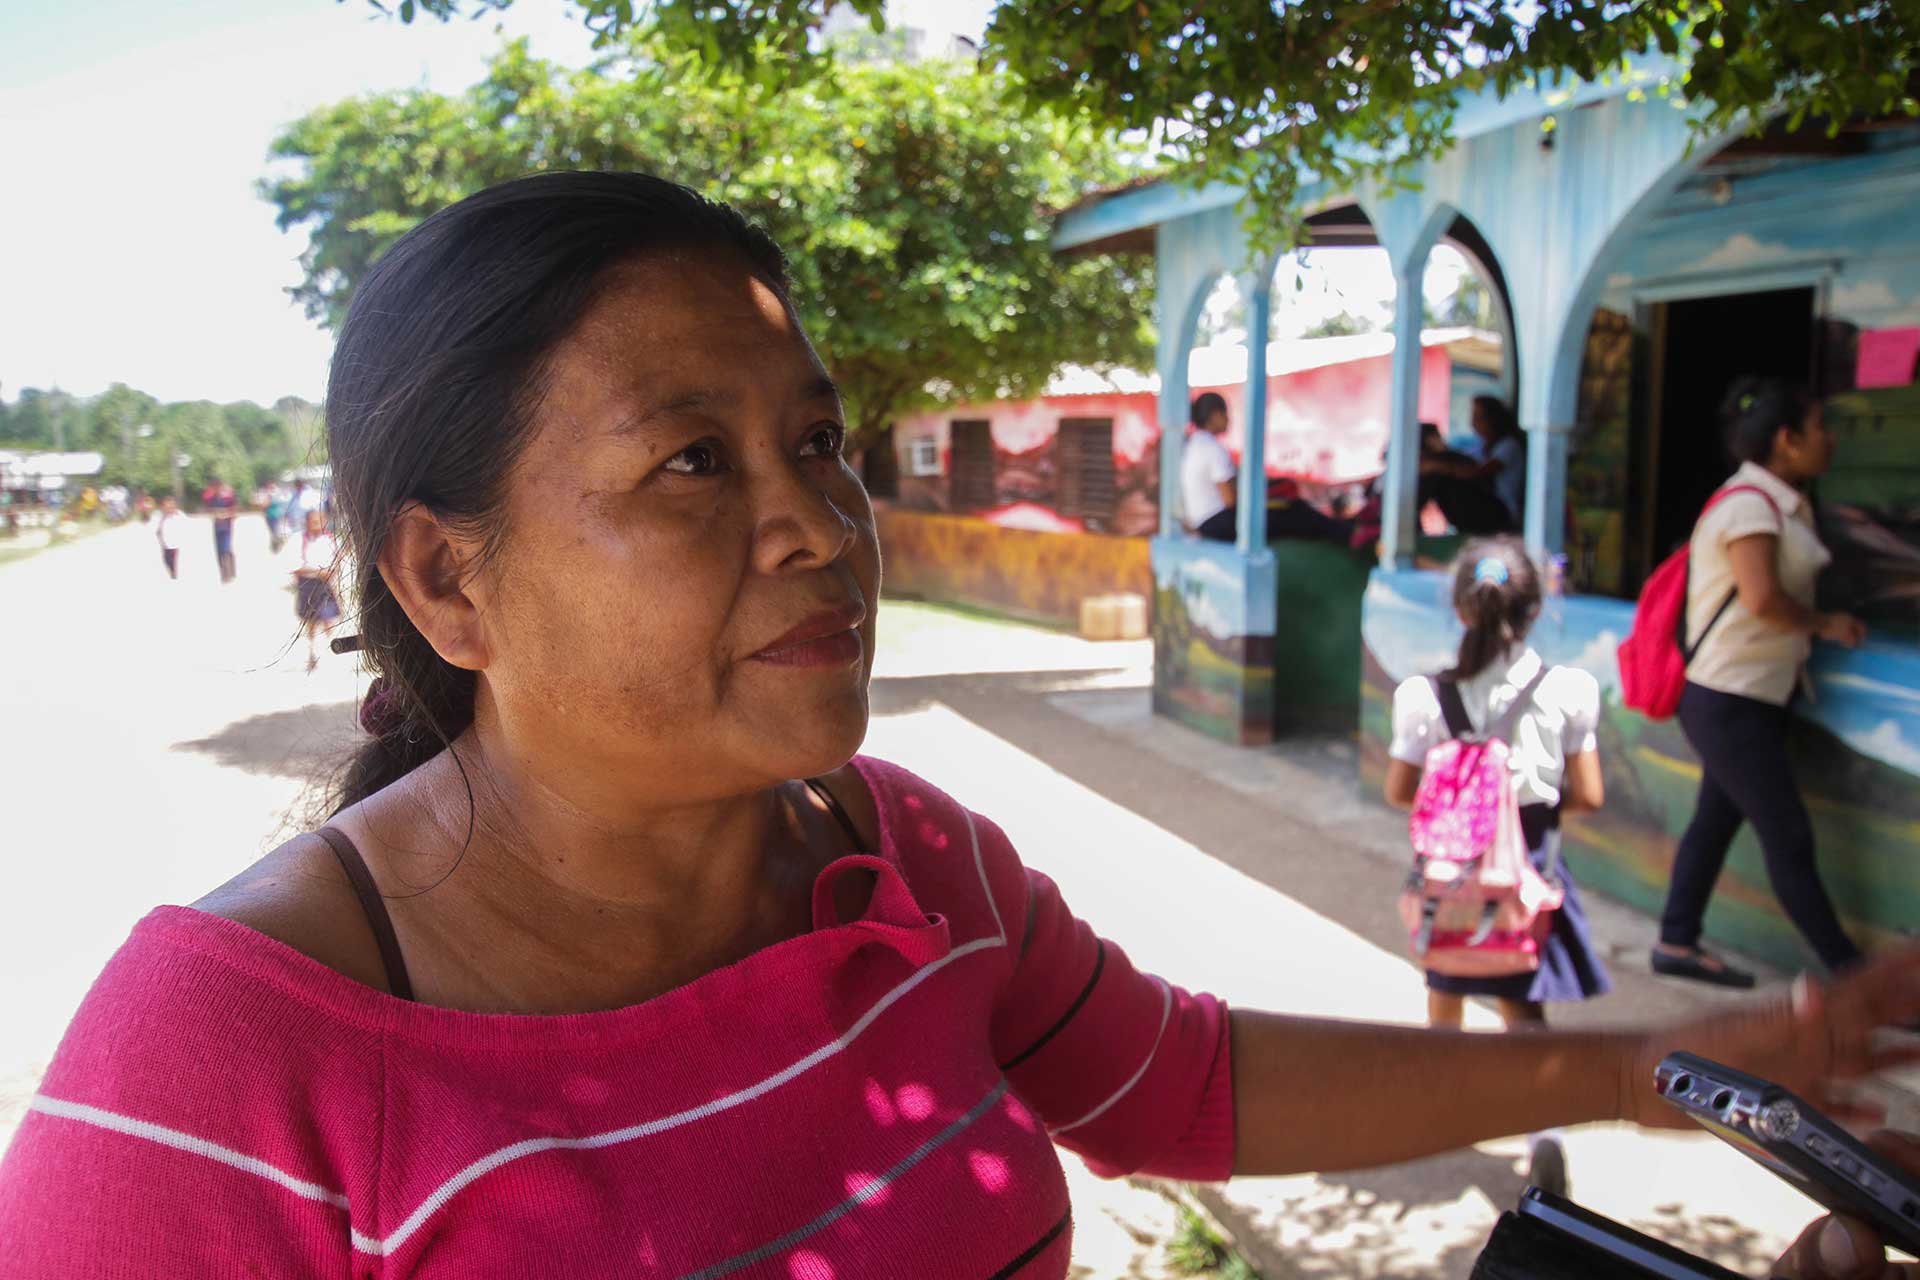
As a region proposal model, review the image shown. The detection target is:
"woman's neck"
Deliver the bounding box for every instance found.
[354,721,825,1012]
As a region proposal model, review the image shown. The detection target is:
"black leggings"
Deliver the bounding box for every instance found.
[1658,682,1863,972]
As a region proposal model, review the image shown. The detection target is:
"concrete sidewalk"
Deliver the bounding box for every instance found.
[865,603,1916,1278]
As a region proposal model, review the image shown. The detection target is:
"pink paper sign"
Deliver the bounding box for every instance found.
[1856,327,1920,389]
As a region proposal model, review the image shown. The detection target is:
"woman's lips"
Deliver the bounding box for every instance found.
[750,606,866,668]
[749,627,864,668]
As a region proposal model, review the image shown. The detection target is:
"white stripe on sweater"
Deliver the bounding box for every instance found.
[1047,976,1172,1135]
[36,805,1008,1259]
[26,1095,351,1211]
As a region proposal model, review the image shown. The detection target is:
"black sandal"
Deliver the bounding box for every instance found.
[1650,947,1756,989]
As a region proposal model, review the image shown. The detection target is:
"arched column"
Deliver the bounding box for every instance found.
[1236,268,1273,554]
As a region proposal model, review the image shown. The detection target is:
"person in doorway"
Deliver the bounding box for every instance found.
[1654,377,1868,987]
[1384,536,1613,1194]
[202,477,238,583]
[154,496,183,580]
[1418,397,1525,535]
[6,173,1920,1279]
[293,507,342,674]
[1182,391,1238,542]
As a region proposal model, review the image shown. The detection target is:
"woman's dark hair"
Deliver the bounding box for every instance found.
[1191,392,1227,429]
[1721,376,1816,465]
[1446,535,1542,681]
[1471,395,1518,439]
[326,171,790,813]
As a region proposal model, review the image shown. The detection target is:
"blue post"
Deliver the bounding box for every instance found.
[1523,422,1569,558]
[1380,265,1425,567]
[1236,271,1271,555]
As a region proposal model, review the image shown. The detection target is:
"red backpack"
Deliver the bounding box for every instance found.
[1617,484,1781,719]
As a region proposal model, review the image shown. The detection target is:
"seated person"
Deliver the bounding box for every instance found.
[1418,400,1524,535]
[1266,475,1355,545]
[1182,392,1238,541]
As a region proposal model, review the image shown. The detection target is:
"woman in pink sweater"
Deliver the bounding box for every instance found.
[3,173,1919,1278]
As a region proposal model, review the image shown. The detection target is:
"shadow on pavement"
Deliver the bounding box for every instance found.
[172,700,360,784]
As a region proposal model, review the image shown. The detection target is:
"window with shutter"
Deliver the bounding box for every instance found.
[862,426,900,499]
[1056,418,1117,528]
[949,420,996,512]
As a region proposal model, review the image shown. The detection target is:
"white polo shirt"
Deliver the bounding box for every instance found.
[1684,461,1830,707]
[1390,646,1601,809]
[1180,430,1236,529]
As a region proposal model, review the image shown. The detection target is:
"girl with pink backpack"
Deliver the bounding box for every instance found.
[1384,536,1615,1031]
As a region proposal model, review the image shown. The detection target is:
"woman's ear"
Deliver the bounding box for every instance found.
[379,503,490,672]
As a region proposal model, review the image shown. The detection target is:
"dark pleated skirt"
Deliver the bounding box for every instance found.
[295,576,340,624]
[1426,805,1614,1003]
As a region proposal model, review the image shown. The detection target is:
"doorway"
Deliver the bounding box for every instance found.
[1638,286,1815,571]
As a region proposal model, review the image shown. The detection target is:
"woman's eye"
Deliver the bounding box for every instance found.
[662,441,727,476]
[800,423,846,459]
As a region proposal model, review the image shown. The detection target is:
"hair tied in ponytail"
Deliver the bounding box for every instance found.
[359,677,406,738]
[1473,557,1510,586]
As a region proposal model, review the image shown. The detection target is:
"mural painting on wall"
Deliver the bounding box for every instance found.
[1565,307,1635,599]
[1360,572,1920,973]
[893,392,1161,537]
[1576,164,1920,616]
[1150,546,1275,743]
[889,336,1468,540]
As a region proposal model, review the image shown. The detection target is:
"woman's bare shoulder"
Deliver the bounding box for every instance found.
[190,834,393,992]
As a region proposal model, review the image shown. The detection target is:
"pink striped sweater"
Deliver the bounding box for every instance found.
[0,757,1234,1277]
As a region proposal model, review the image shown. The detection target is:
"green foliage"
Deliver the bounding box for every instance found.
[1301,311,1378,340]
[263,39,1156,445]
[1166,1201,1262,1279]
[0,385,320,497]
[358,1,1920,252]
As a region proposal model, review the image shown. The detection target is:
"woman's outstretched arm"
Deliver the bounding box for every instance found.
[1230,947,1920,1177]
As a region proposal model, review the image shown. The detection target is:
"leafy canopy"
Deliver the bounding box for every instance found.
[363,1,1920,246]
[0,385,322,496]
[263,38,1155,444]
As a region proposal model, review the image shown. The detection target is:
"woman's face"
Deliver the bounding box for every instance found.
[466,252,880,805]
[305,509,326,535]
[1780,402,1836,479]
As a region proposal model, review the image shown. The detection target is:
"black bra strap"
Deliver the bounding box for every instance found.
[314,827,414,1002]
[804,777,870,853]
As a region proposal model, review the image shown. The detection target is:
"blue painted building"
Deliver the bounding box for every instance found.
[1056,62,1920,970]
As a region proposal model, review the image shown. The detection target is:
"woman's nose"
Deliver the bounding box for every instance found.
[754,464,858,573]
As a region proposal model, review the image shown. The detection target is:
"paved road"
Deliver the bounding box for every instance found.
[0,517,1882,1276]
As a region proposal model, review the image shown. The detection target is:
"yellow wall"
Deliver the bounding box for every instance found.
[876,508,1151,626]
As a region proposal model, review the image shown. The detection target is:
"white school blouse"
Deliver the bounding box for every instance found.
[1684,461,1830,707]
[1389,646,1601,809]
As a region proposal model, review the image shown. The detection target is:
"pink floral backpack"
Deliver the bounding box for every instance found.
[1400,670,1565,976]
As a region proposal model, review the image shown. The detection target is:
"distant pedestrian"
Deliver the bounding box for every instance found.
[154,497,183,580]
[1654,378,1867,987]
[264,484,290,553]
[293,508,341,673]
[1181,392,1238,542]
[202,479,238,583]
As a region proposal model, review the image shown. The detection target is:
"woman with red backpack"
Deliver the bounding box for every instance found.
[1653,378,1868,988]
[1384,536,1615,1031]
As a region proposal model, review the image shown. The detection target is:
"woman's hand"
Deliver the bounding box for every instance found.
[1818,612,1869,648]
[1771,1131,1920,1278]
[1619,949,1920,1132]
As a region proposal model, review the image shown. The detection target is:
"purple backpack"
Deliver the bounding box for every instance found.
[1399,671,1565,977]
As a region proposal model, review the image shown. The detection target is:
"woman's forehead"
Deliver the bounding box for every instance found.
[539,253,828,438]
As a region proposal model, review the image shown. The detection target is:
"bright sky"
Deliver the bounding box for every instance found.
[0,0,994,407]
